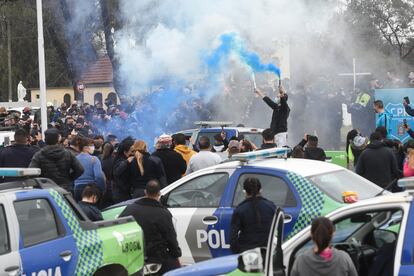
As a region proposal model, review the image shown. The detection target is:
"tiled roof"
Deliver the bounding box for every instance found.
[81,55,113,85]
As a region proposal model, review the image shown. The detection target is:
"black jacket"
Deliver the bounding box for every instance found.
[152,149,186,184]
[405,105,414,117]
[120,198,181,262]
[129,153,166,194]
[112,155,132,203]
[356,141,401,188]
[29,145,84,191]
[263,95,290,135]
[258,143,277,150]
[78,201,103,221]
[298,139,326,161]
[0,144,39,168]
[230,196,276,253]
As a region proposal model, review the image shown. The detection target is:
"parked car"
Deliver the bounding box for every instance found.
[0,168,144,276]
[166,181,413,275]
[103,148,383,265]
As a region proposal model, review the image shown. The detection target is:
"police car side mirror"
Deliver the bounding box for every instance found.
[237,248,264,273]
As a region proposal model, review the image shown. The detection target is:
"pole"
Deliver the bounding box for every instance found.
[7,18,11,102]
[36,0,47,136]
[352,58,356,91]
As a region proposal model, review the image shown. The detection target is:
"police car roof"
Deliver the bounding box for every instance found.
[199,127,262,132]
[214,158,343,177]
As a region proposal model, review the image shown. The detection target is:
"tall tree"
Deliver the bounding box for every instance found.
[347,0,414,61]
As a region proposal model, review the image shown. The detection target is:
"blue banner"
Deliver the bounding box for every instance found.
[375,88,414,142]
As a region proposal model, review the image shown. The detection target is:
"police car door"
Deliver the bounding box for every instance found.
[229,169,300,241]
[0,195,20,276]
[164,169,233,264]
[13,196,77,276]
[265,208,285,276]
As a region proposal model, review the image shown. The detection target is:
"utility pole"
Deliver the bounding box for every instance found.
[7,17,11,102]
[36,0,47,135]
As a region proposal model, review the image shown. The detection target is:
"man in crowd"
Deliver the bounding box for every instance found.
[259,128,277,150]
[356,131,401,188]
[152,134,187,185]
[120,180,181,274]
[29,128,84,192]
[172,133,196,166]
[0,129,38,168]
[374,100,392,139]
[297,134,326,161]
[186,136,221,174]
[78,184,103,221]
[255,85,290,147]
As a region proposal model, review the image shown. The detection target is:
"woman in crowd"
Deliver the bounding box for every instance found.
[346,129,368,170]
[112,137,135,203]
[100,142,115,208]
[230,177,276,253]
[291,217,357,276]
[129,140,166,198]
[403,147,414,177]
[74,137,105,201]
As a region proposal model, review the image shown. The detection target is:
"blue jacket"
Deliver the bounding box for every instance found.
[74,152,105,191]
[376,111,392,138]
[230,196,276,253]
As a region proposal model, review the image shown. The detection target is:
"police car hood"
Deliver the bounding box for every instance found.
[165,254,238,276]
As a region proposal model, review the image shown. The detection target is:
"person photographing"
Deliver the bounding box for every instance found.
[255,84,290,147]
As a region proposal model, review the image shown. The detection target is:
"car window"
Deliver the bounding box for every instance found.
[14,199,61,247]
[196,131,222,146]
[241,132,262,148]
[167,173,229,207]
[307,170,383,202]
[0,205,10,255]
[233,174,296,207]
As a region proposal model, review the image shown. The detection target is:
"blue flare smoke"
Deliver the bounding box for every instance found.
[206,33,281,78]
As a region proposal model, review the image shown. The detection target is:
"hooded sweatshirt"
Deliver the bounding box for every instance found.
[174,144,196,165]
[29,144,84,191]
[355,141,401,188]
[290,248,357,276]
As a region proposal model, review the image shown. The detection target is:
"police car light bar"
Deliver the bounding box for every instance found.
[194,121,233,128]
[0,168,41,177]
[398,177,414,190]
[231,147,291,162]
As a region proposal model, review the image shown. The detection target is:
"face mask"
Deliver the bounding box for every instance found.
[88,145,95,154]
[274,97,281,105]
[213,145,224,152]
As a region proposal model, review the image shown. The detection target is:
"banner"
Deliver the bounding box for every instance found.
[375,88,414,142]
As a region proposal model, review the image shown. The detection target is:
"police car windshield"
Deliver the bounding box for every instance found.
[240,132,262,147]
[307,170,384,202]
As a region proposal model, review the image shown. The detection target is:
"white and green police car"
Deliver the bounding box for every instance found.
[167,178,414,276]
[103,148,384,266]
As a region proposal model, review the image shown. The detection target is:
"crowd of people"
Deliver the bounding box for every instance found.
[0,70,412,275]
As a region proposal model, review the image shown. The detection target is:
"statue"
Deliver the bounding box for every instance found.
[17,81,26,102]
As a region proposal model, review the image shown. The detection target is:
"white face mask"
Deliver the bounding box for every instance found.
[213,145,224,152]
[274,96,281,105]
[88,145,95,154]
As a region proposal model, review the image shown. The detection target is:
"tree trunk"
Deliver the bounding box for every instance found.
[100,0,126,103]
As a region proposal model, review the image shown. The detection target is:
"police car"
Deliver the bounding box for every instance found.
[189,121,263,152]
[103,148,383,265]
[165,178,414,276]
[0,168,144,276]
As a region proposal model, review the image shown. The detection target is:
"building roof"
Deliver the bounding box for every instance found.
[81,55,113,85]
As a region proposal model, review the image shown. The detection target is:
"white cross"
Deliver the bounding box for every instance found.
[338,58,371,91]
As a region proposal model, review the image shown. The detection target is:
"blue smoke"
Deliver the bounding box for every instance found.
[97,33,279,148]
[206,33,281,78]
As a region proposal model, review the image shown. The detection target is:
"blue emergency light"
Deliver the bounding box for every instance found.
[231,147,291,162]
[0,168,41,177]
